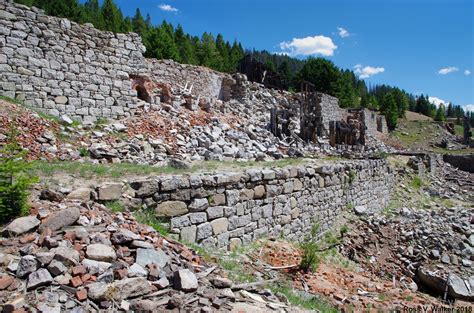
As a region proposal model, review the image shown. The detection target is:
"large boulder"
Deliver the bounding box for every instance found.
[2,216,40,237]
[39,207,80,231]
[448,273,474,301]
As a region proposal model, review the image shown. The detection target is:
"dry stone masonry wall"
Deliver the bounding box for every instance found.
[131,159,394,250]
[0,1,147,123]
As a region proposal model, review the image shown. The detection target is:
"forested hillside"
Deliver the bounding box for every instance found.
[14,0,472,129]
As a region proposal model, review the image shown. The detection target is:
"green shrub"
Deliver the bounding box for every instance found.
[79,147,89,157]
[300,224,322,272]
[0,130,38,223]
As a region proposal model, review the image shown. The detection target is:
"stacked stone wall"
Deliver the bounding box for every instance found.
[147,59,233,101]
[0,1,147,123]
[131,159,394,249]
[317,92,344,133]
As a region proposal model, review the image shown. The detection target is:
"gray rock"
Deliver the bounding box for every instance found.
[86,244,117,262]
[136,248,170,268]
[47,260,68,276]
[130,240,154,249]
[354,206,367,215]
[27,269,53,290]
[448,273,473,300]
[82,259,112,275]
[112,123,127,132]
[60,114,73,125]
[197,222,213,240]
[16,255,37,278]
[189,198,209,211]
[211,276,233,288]
[51,247,80,266]
[87,282,109,301]
[111,228,141,244]
[97,183,122,201]
[130,179,159,198]
[2,216,40,236]
[39,207,80,231]
[128,263,148,277]
[173,269,198,292]
[66,188,92,201]
[430,249,440,259]
[113,277,151,300]
[180,225,197,243]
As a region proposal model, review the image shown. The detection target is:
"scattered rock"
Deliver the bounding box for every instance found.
[2,216,40,236]
[174,269,198,292]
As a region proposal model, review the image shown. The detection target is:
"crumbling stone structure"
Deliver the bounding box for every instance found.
[0,1,147,123]
[131,160,394,249]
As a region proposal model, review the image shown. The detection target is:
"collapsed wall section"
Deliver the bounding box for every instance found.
[146,59,234,102]
[131,159,394,250]
[0,1,147,123]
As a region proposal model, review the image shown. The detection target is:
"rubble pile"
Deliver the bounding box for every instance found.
[0,199,292,312]
[341,164,474,301]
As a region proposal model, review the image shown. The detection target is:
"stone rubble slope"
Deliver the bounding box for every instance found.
[0,199,295,312]
[341,161,474,301]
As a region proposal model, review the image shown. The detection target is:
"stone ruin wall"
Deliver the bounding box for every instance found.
[146,59,234,102]
[130,159,394,249]
[0,1,389,136]
[317,92,345,133]
[364,109,388,135]
[0,0,149,123]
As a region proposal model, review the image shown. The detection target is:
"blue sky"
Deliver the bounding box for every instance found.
[107,0,473,111]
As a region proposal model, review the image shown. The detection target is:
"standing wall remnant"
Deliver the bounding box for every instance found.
[0,1,147,123]
[130,159,394,250]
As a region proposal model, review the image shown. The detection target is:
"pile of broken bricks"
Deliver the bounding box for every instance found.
[0,200,292,312]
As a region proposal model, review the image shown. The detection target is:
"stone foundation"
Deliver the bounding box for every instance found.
[130,159,394,249]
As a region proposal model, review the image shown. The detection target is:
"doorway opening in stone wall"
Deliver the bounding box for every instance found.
[130,74,152,103]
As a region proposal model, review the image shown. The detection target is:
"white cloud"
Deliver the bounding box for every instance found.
[437,66,458,75]
[158,4,178,12]
[279,35,337,56]
[463,104,474,112]
[353,64,385,79]
[464,69,471,76]
[428,96,447,107]
[337,27,350,38]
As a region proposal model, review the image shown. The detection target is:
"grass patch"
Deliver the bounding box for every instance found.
[133,209,169,236]
[29,158,314,180]
[269,283,338,312]
[29,161,192,179]
[104,200,125,213]
[0,95,23,105]
[79,147,89,157]
[410,176,424,189]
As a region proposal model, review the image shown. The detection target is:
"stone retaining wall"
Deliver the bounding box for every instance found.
[130,159,394,250]
[0,1,147,123]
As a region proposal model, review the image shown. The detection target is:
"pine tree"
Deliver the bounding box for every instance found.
[101,0,123,33]
[0,130,38,223]
[434,105,446,122]
[382,93,398,130]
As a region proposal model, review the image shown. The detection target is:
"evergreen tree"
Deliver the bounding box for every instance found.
[132,8,147,36]
[101,0,123,33]
[434,105,446,122]
[382,93,398,130]
[297,58,341,95]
